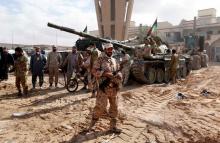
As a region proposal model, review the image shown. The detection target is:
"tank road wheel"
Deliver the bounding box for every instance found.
[156,69,164,83]
[181,65,187,78]
[177,68,181,79]
[130,62,148,84]
[164,70,170,83]
[145,68,156,84]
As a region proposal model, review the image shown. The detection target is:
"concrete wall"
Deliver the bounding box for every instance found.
[94,0,134,40]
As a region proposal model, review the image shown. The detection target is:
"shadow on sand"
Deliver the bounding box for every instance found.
[62,130,113,143]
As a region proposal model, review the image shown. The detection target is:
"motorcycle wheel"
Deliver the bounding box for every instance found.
[67,78,78,93]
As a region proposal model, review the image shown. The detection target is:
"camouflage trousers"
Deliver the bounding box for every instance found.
[49,66,59,85]
[87,73,95,90]
[122,67,130,85]
[92,87,118,129]
[16,74,28,93]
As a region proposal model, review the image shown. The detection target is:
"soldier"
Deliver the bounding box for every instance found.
[88,42,101,97]
[143,37,153,59]
[45,46,62,89]
[30,47,47,89]
[155,38,168,54]
[149,37,157,55]
[82,48,93,91]
[120,50,131,86]
[88,43,122,134]
[14,47,28,96]
[170,49,179,84]
[62,46,83,85]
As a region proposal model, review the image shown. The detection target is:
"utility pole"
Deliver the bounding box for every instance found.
[56,30,58,46]
[11,31,14,49]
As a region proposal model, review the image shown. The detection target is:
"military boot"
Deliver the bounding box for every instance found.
[88,118,98,130]
[17,89,22,97]
[109,118,122,134]
[91,90,96,98]
[23,87,28,96]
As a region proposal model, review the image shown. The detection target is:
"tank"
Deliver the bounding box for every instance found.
[184,35,209,70]
[130,46,191,84]
[47,22,191,84]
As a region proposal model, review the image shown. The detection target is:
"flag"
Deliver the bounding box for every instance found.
[83,25,88,33]
[147,18,157,36]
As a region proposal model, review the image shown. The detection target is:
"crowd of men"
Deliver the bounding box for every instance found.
[0,39,180,133]
[0,43,129,133]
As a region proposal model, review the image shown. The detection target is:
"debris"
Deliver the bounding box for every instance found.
[101,133,117,143]
[4,139,16,143]
[201,89,210,97]
[175,93,187,100]
[12,112,28,117]
[61,124,73,130]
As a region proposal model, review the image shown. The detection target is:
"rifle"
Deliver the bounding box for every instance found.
[99,70,122,93]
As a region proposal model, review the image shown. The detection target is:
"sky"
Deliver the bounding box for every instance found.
[0,0,220,46]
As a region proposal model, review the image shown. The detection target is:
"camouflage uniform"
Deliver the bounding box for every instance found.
[89,48,101,95]
[90,54,122,130]
[121,54,130,85]
[135,47,144,59]
[143,44,153,59]
[170,53,178,83]
[14,55,28,95]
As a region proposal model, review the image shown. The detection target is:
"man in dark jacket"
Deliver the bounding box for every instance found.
[0,47,3,81]
[1,47,14,80]
[30,47,47,89]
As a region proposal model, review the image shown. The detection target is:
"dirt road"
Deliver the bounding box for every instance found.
[0,64,219,143]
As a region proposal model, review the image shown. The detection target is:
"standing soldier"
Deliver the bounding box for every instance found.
[30,47,47,89]
[62,46,83,85]
[14,47,28,96]
[45,46,62,89]
[120,50,131,86]
[170,49,179,84]
[88,42,101,97]
[88,43,122,134]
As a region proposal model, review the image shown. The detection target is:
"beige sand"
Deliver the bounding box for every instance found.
[0,64,219,143]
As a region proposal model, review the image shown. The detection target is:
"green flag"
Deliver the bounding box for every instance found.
[147,18,157,36]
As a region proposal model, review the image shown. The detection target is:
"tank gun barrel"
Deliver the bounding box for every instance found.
[120,36,139,44]
[47,22,133,50]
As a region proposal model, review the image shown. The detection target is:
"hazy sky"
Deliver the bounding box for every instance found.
[0,0,220,46]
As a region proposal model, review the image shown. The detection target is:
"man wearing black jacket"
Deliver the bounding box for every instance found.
[0,47,14,80]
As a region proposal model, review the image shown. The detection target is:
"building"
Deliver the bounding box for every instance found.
[94,0,134,40]
[156,8,220,61]
[91,6,220,61]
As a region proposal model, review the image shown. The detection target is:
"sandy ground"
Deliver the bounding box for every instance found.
[0,63,220,143]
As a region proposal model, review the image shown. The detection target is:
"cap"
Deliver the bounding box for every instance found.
[103,43,113,49]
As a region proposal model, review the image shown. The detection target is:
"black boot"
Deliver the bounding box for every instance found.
[17,89,22,97]
[88,118,98,130]
[23,87,28,96]
[109,119,122,134]
[91,90,96,98]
